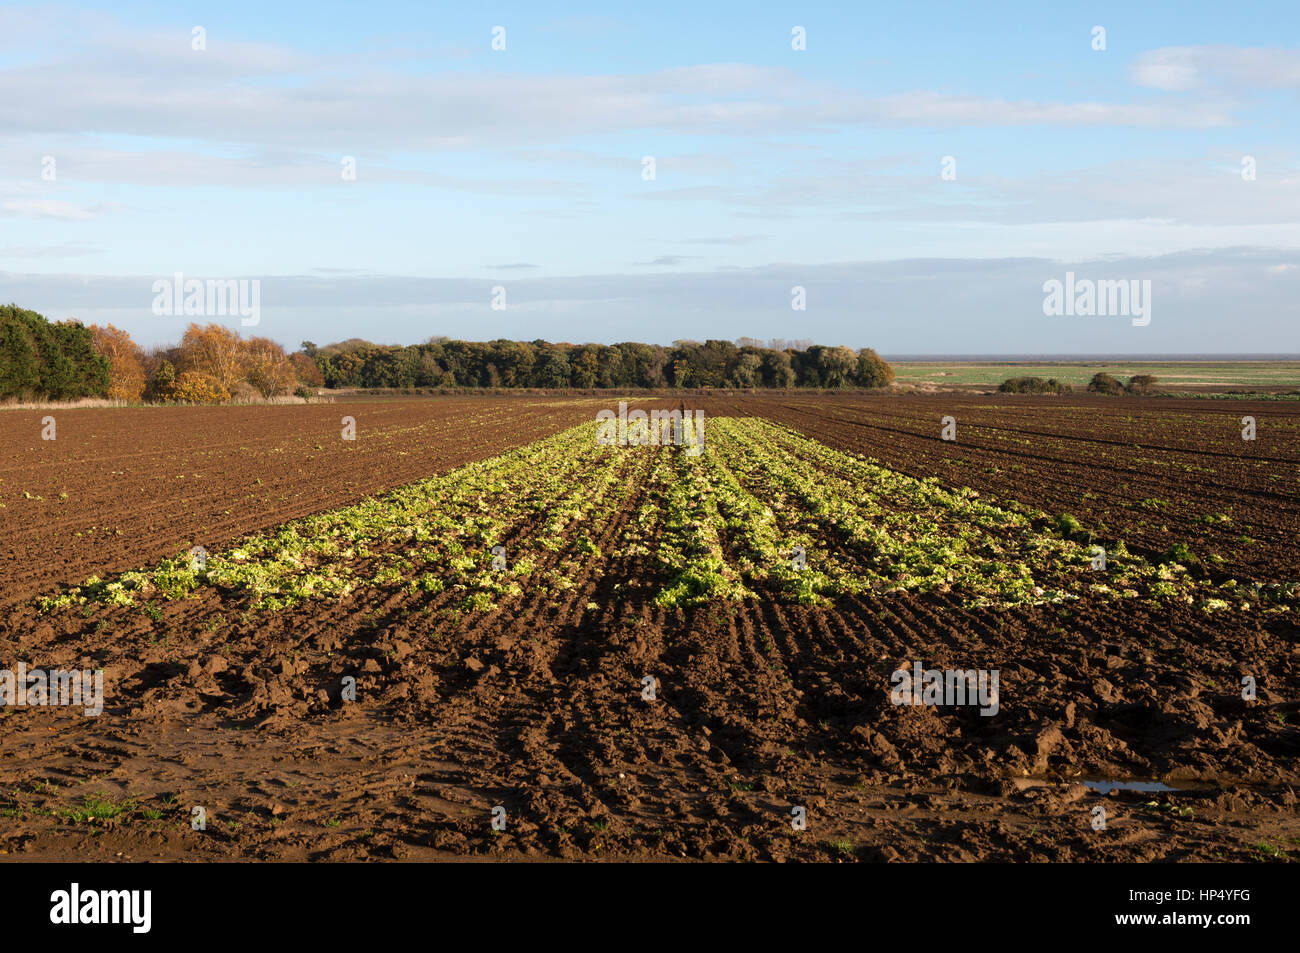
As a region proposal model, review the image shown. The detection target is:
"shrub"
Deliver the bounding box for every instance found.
[1087,372,1124,395]
[167,371,230,404]
[999,376,1070,394]
[854,348,896,388]
[1126,374,1158,394]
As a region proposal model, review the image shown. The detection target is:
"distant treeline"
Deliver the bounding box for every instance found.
[998,373,1159,396]
[0,306,895,403]
[2,304,315,403]
[307,337,895,390]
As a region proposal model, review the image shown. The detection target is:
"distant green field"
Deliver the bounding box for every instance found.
[892,361,1300,392]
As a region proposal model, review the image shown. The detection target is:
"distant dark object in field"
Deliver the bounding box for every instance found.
[1084,372,1160,395]
[998,376,1071,394]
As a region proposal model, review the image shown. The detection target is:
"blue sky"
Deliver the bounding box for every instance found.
[2,0,1298,352]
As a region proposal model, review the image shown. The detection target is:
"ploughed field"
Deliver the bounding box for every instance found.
[0,397,600,609]
[1,395,1297,862]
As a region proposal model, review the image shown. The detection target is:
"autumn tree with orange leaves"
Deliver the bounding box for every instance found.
[90,324,147,401]
[84,321,320,403]
[243,336,297,397]
[178,323,247,393]
[288,351,324,388]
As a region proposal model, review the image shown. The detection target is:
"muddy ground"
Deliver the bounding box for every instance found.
[2,394,1297,862]
[1,590,1297,862]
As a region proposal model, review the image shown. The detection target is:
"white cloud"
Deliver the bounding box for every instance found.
[1131,45,1300,91]
[0,241,101,257]
[1,198,98,219]
[844,92,1232,127]
[0,21,1248,153]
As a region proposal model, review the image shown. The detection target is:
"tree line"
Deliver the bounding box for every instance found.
[307,336,894,391]
[1,305,895,402]
[0,305,109,399]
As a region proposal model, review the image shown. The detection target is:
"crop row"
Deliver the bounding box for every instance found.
[40,422,632,612]
[644,417,1299,613]
[38,417,1299,617]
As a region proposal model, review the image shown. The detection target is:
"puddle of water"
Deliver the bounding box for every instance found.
[1082,779,1183,795]
[1017,774,1215,794]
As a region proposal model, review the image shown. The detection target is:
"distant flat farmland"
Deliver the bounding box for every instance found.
[890,360,1300,393]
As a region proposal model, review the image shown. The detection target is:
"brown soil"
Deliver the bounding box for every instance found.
[694,393,1300,582]
[0,397,600,609]
[2,395,1297,862]
[2,589,1296,862]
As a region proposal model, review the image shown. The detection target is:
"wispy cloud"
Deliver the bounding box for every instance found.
[1131,45,1300,91]
[0,241,101,258]
[0,16,1247,156]
[636,255,698,266]
[1,198,101,220]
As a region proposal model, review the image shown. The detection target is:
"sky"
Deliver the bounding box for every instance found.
[1,0,1297,354]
